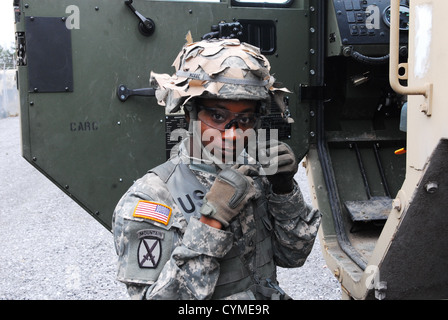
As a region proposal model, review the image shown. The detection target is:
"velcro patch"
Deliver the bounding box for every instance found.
[133,200,172,226]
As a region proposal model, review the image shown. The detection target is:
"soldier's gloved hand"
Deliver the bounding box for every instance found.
[261,140,298,194]
[200,165,258,228]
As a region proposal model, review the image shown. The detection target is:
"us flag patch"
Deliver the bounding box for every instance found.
[133,200,172,225]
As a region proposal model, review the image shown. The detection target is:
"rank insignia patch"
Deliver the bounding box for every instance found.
[133,200,172,225]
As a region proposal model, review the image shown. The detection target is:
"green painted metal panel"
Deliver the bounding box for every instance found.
[16,0,314,230]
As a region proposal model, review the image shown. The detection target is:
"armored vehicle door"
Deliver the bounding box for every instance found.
[15,0,318,230]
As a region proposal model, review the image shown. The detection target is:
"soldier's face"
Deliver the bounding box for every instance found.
[196,99,258,163]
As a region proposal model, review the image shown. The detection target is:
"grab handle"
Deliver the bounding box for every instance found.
[389,0,432,115]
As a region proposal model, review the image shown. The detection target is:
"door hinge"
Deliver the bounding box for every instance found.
[15,32,26,66]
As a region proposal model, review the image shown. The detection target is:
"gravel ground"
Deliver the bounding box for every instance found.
[0,116,341,300]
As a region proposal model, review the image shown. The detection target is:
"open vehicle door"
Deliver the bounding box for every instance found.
[15,0,318,230]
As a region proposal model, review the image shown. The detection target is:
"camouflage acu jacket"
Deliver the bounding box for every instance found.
[112,139,321,300]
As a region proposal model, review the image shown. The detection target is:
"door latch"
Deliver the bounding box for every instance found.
[117,84,155,102]
[124,0,155,37]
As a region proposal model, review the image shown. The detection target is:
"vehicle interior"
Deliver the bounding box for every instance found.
[313,0,409,271]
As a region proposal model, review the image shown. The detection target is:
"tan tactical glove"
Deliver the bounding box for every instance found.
[200,165,258,227]
[262,140,298,194]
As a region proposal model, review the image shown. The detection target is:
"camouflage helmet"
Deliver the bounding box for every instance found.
[150,38,291,117]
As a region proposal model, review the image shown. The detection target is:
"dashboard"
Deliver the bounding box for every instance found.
[331,0,409,46]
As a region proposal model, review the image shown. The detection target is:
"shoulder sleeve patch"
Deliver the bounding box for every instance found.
[133,200,172,226]
[116,222,175,285]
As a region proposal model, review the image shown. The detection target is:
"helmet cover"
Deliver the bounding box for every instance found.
[150,38,291,117]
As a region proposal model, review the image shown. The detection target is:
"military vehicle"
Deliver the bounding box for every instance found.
[13,0,447,299]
